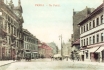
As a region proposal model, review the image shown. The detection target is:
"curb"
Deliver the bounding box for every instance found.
[0,61,16,67]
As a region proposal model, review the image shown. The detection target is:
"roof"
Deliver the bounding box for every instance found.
[78,2,104,25]
[72,39,80,45]
[38,42,52,50]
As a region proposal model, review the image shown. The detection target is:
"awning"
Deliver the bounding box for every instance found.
[25,51,31,53]
[64,55,69,57]
[32,52,38,53]
[87,47,99,52]
[54,54,62,57]
[96,46,104,52]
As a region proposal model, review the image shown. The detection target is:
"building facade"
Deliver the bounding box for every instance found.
[62,41,71,58]
[0,0,24,60]
[38,42,53,58]
[71,6,94,60]
[73,7,94,42]
[78,2,104,62]
[23,29,38,59]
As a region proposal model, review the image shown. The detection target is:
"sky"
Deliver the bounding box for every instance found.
[6,0,103,49]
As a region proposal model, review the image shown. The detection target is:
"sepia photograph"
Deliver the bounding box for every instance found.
[0,0,104,70]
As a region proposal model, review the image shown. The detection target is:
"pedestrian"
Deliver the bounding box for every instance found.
[15,55,17,61]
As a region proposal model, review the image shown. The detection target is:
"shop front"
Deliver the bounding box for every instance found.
[85,46,104,62]
[32,52,38,59]
[102,50,104,62]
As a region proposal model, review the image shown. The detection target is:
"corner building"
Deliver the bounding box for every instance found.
[72,7,94,60]
[0,0,24,60]
[78,2,104,62]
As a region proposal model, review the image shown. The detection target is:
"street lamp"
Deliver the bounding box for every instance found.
[59,35,63,59]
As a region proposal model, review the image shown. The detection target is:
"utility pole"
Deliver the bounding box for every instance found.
[59,35,63,59]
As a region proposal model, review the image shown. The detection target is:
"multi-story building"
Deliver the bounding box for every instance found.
[73,7,94,42]
[23,29,38,59]
[71,6,94,60]
[0,0,24,60]
[78,2,104,62]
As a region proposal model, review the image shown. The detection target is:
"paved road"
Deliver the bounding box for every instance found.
[0,59,104,70]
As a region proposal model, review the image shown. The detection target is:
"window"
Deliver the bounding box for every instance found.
[89,37,91,44]
[97,34,99,43]
[84,26,85,32]
[86,52,88,59]
[84,39,85,46]
[101,33,103,42]
[81,26,83,33]
[86,38,88,45]
[101,15,103,24]
[89,22,91,29]
[96,18,99,26]
[93,36,95,44]
[10,26,12,34]
[86,24,88,31]
[81,40,83,46]
[93,20,95,28]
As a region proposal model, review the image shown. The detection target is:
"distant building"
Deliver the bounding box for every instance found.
[62,41,71,57]
[38,42,53,58]
[47,42,58,55]
[78,2,104,62]
[23,29,38,59]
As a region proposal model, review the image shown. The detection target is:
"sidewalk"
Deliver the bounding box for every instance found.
[0,60,16,67]
[63,59,104,66]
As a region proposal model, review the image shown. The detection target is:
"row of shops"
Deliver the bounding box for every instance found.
[79,44,104,62]
[71,1,104,62]
[23,50,38,59]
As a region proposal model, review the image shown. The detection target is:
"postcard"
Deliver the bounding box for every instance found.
[0,0,104,70]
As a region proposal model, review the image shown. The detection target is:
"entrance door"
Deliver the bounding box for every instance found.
[102,50,104,62]
[82,55,84,61]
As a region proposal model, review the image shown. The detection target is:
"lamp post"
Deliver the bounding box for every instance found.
[59,35,63,59]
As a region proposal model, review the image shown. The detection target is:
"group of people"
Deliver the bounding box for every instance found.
[51,56,63,61]
[13,55,21,61]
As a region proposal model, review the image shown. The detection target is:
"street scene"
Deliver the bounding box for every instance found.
[0,0,104,70]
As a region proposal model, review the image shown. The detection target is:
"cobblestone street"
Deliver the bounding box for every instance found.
[0,59,104,70]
